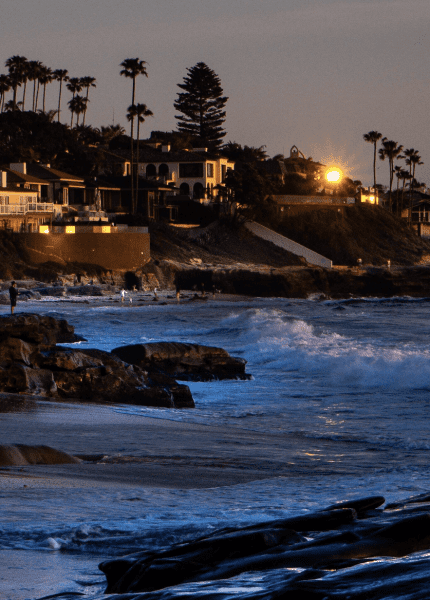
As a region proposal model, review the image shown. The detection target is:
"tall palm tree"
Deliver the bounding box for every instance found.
[127,103,153,213]
[27,60,43,111]
[378,139,404,211]
[68,94,88,127]
[53,69,68,122]
[120,58,148,213]
[394,165,403,215]
[80,76,96,125]
[19,58,31,110]
[363,131,382,194]
[38,65,53,113]
[66,77,84,126]
[5,55,28,110]
[404,149,424,225]
[0,74,11,113]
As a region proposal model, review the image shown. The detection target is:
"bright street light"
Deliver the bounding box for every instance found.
[325,166,343,183]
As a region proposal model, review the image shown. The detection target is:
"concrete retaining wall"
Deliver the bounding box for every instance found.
[245,221,332,269]
[20,232,150,270]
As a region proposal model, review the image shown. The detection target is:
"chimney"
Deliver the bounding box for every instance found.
[10,162,26,174]
[0,171,7,188]
[161,144,171,153]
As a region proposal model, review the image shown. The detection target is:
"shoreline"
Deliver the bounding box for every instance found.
[0,399,304,491]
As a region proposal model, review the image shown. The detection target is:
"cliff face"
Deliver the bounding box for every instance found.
[271,204,430,266]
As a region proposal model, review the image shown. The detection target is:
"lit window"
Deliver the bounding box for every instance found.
[39,225,49,234]
[65,226,75,233]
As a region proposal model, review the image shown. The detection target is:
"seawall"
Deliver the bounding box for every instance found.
[20,232,150,271]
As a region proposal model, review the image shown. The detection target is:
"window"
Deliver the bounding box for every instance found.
[207,163,214,178]
[159,164,169,177]
[146,164,157,178]
[221,165,227,181]
[179,163,204,178]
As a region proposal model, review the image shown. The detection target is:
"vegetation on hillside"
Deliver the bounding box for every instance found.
[271,205,430,266]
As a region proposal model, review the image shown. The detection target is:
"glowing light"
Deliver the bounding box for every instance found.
[39,225,49,234]
[65,226,75,233]
[101,226,111,233]
[325,167,343,183]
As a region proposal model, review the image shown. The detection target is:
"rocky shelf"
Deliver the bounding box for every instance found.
[99,493,430,599]
[0,314,249,409]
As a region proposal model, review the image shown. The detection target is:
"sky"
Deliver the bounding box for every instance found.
[1,0,429,187]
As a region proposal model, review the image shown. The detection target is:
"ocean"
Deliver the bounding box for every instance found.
[1,294,430,599]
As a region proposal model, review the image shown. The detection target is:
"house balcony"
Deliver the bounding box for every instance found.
[0,203,54,215]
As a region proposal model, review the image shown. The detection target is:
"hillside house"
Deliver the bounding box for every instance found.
[0,170,54,232]
[105,144,234,204]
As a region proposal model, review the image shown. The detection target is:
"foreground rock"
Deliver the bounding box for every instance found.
[0,444,80,466]
[0,315,249,409]
[112,342,249,381]
[100,493,430,599]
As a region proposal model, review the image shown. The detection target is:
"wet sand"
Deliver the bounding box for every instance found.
[0,400,302,492]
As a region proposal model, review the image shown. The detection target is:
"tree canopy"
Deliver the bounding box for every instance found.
[174,62,228,149]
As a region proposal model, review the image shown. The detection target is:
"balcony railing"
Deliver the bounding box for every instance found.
[0,203,54,215]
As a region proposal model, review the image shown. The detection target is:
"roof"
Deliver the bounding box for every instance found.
[0,186,39,194]
[25,164,85,183]
[112,145,232,164]
[6,169,49,186]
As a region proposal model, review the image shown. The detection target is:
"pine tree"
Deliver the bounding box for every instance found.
[174,62,228,148]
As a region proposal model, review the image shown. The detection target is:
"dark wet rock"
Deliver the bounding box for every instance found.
[66,284,106,296]
[99,496,430,599]
[0,313,84,346]
[0,363,57,395]
[0,316,195,409]
[0,444,80,466]
[33,286,66,297]
[111,342,250,381]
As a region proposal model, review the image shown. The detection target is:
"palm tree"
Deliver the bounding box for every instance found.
[127,103,153,213]
[120,58,148,212]
[394,165,403,215]
[27,60,43,111]
[403,149,424,225]
[66,78,84,126]
[5,55,28,110]
[80,76,96,125]
[378,139,404,211]
[100,124,126,146]
[363,131,382,194]
[19,58,31,110]
[38,65,53,113]
[53,69,68,122]
[68,94,88,127]
[0,74,11,113]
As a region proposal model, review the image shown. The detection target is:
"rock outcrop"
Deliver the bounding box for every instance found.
[0,444,81,466]
[0,315,250,409]
[100,493,430,599]
[111,342,249,381]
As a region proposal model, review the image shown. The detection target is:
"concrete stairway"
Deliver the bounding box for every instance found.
[245,221,332,268]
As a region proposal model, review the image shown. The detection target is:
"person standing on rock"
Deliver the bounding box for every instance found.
[9,281,18,315]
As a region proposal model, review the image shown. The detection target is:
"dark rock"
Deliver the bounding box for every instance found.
[0,364,57,396]
[111,342,250,381]
[0,314,84,346]
[99,498,430,599]
[0,317,195,408]
[0,444,81,466]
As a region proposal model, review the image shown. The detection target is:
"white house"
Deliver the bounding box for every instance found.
[107,144,234,203]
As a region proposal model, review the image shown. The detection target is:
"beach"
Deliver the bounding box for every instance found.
[2,294,430,599]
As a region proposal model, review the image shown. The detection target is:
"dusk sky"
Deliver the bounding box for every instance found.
[1,0,429,187]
